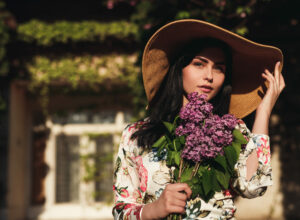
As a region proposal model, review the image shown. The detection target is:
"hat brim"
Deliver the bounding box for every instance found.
[142,19,283,118]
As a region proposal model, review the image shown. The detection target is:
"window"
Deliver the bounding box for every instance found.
[56,135,80,203]
[37,110,131,219]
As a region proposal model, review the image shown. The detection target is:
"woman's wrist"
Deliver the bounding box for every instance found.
[141,202,159,220]
[252,108,270,135]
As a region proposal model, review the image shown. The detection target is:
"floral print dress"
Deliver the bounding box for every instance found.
[112,119,272,220]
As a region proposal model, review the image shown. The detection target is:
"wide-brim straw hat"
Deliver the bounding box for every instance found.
[142,19,283,118]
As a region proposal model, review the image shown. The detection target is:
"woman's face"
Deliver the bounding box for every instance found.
[182,47,226,104]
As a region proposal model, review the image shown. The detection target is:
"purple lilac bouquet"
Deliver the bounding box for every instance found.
[175,92,238,163]
[151,91,248,209]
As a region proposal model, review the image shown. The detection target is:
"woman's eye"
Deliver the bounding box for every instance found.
[215,66,225,72]
[193,62,203,67]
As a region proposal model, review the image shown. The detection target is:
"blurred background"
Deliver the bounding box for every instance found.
[0,0,299,219]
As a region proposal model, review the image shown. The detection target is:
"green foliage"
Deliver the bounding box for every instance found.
[151,122,247,202]
[107,0,271,37]
[17,20,139,46]
[27,53,139,88]
[26,53,139,112]
[80,134,116,204]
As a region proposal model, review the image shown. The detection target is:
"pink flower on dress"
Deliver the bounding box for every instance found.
[123,167,129,175]
[133,189,143,203]
[128,121,145,132]
[134,205,143,220]
[132,156,148,192]
[256,137,270,164]
[120,188,130,198]
[123,204,143,220]
[124,203,136,209]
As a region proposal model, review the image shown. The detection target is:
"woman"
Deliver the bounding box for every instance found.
[112,19,285,219]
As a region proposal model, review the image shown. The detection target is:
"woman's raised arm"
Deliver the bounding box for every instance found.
[246,61,285,180]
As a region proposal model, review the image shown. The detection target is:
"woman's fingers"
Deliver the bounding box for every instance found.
[169,196,187,207]
[162,183,192,214]
[262,72,274,94]
[166,183,192,199]
[173,190,189,201]
[274,61,281,87]
[165,204,186,214]
[257,62,286,116]
[263,68,278,95]
[279,73,286,91]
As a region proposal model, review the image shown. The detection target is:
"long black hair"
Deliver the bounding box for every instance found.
[131,38,233,149]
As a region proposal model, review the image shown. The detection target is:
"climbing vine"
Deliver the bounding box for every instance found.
[26,53,140,112]
[17,20,139,46]
[80,132,119,204]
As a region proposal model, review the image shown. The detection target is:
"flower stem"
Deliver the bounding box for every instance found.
[191,162,200,179]
[178,159,184,182]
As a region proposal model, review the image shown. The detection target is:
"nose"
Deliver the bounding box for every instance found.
[204,67,213,82]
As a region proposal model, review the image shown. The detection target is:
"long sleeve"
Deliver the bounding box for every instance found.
[112,124,147,220]
[231,120,273,199]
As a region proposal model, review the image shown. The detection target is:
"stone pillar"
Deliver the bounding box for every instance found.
[7,82,32,220]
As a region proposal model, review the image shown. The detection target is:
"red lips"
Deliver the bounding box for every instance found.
[198,85,213,93]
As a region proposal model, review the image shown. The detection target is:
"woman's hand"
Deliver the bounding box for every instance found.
[252,61,285,136]
[141,183,192,220]
[248,61,285,179]
[257,61,286,118]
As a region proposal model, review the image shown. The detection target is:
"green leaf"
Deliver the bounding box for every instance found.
[224,146,237,170]
[166,151,174,166]
[180,167,193,183]
[191,180,203,198]
[211,169,221,192]
[192,176,199,184]
[215,168,229,189]
[163,121,174,133]
[157,145,166,158]
[174,168,179,180]
[225,171,231,187]
[175,11,191,19]
[152,135,167,148]
[179,135,185,144]
[173,115,180,126]
[233,129,247,144]
[173,152,180,166]
[232,142,241,158]
[197,165,207,177]
[202,170,213,196]
[214,155,227,171]
[174,138,182,151]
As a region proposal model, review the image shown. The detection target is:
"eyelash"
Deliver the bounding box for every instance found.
[193,61,225,72]
[216,66,224,72]
[193,62,203,67]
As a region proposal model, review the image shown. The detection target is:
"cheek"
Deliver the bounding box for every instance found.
[214,74,226,89]
[182,68,199,92]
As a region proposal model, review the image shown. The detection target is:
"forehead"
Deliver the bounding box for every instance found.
[195,47,226,63]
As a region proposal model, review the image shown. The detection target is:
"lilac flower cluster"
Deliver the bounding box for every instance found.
[175,92,238,162]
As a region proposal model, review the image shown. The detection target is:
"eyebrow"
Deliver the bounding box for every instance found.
[194,56,226,65]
